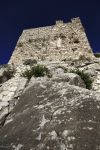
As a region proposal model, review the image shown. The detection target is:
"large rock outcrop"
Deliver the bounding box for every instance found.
[0,17,100,150]
[0,80,100,150]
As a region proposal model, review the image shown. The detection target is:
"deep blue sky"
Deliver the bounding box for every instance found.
[0,0,100,64]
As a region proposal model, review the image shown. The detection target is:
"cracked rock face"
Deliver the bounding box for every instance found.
[0,80,100,150]
[0,58,100,149]
[0,65,28,128]
[1,16,100,150]
[52,71,86,88]
[0,76,28,128]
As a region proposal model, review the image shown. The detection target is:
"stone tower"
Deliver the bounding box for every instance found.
[9,17,94,65]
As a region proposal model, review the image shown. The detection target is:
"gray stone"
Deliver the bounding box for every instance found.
[0,65,15,85]
[0,17,100,150]
[14,77,28,97]
[85,63,100,71]
[0,107,9,127]
[0,81,100,149]
[54,68,65,75]
[52,72,86,88]
[0,76,28,125]
[84,69,97,77]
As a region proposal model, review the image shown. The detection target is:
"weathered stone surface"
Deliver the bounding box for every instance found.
[9,17,95,65]
[78,62,100,92]
[1,17,100,150]
[0,65,14,84]
[0,80,100,149]
[52,72,86,88]
[85,63,100,71]
[0,77,28,102]
[0,76,28,127]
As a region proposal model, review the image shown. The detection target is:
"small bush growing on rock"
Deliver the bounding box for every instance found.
[94,53,100,58]
[21,69,32,80]
[21,65,51,80]
[70,69,92,90]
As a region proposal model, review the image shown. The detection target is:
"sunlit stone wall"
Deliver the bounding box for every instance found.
[9,17,94,65]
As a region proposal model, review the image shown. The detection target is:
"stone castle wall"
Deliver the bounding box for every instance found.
[9,17,94,65]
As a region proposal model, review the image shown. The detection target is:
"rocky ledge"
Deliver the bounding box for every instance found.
[0,59,100,149]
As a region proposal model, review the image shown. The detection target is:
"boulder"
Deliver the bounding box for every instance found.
[52,72,86,88]
[82,63,100,72]
[0,65,15,84]
[84,69,97,77]
[0,76,28,127]
[0,80,100,149]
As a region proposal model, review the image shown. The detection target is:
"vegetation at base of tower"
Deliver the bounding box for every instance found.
[21,65,52,80]
[94,53,100,58]
[70,69,92,90]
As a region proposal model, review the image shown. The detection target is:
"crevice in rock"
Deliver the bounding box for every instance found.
[76,62,94,68]
[0,113,10,128]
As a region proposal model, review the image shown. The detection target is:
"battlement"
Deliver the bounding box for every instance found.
[9,17,94,65]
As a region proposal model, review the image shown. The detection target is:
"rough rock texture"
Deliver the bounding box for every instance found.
[9,17,94,65]
[0,65,14,85]
[78,61,100,92]
[0,17,100,150]
[0,65,29,127]
[0,59,100,128]
[0,76,28,127]
[52,71,86,88]
[0,80,100,150]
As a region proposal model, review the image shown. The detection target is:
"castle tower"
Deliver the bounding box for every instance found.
[9,17,94,65]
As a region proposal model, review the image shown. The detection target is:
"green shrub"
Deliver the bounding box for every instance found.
[70,69,92,90]
[94,53,100,58]
[21,65,51,80]
[21,69,32,80]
